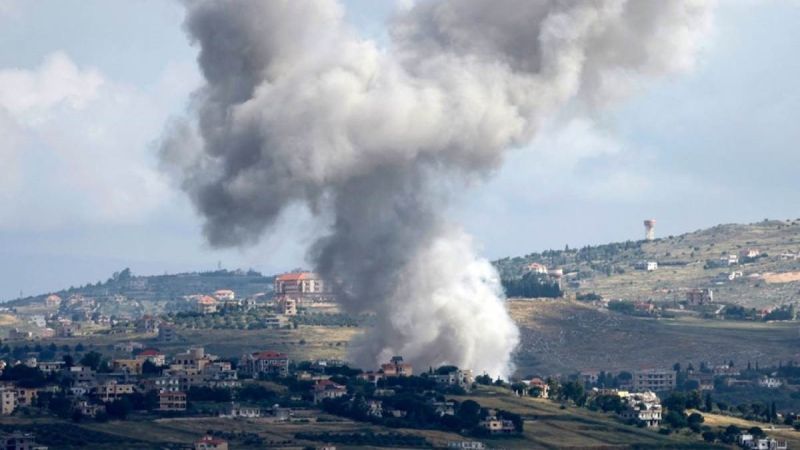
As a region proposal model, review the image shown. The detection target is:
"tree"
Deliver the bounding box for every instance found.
[687,412,704,433]
[141,360,160,375]
[704,392,713,412]
[456,400,481,428]
[80,351,103,371]
[702,431,717,443]
[62,354,74,368]
[664,410,687,429]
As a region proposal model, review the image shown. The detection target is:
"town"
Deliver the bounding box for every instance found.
[0,241,797,449]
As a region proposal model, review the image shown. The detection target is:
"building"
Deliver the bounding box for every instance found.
[158,391,187,411]
[738,433,788,450]
[195,296,218,314]
[381,356,413,377]
[619,391,662,428]
[758,377,783,389]
[741,249,761,259]
[94,381,135,402]
[112,359,143,375]
[0,431,48,450]
[276,296,298,315]
[632,369,676,392]
[686,288,714,306]
[141,376,181,393]
[220,402,261,418]
[432,369,474,390]
[173,347,214,371]
[213,289,235,301]
[479,410,516,434]
[687,372,715,391]
[7,329,32,341]
[634,261,658,271]
[158,324,179,342]
[241,351,290,378]
[44,294,62,308]
[76,400,105,418]
[527,377,550,399]
[0,387,17,415]
[136,348,166,367]
[274,272,331,299]
[311,380,347,404]
[136,315,160,334]
[36,361,65,375]
[525,263,548,274]
[195,435,228,450]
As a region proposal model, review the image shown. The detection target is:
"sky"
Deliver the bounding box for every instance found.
[0,0,798,300]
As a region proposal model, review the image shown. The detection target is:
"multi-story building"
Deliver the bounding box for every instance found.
[220,403,261,418]
[381,356,413,377]
[94,381,135,402]
[632,369,676,392]
[619,391,662,427]
[0,387,17,415]
[311,380,347,403]
[158,391,187,411]
[173,347,213,371]
[479,409,517,434]
[136,348,166,367]
[432,369,474,390]
[112,359,144,375]
[240,351,289,378]
[37,361,65,375]
[276,297,297,316]
[686,288,714,305]
[158,324,179,342]
[274,272,329,295]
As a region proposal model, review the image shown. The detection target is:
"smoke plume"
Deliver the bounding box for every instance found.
[161,0,714,377]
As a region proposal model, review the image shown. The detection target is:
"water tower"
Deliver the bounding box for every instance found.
[643,219,656,241]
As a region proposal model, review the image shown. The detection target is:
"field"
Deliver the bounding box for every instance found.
[510,299,800,376]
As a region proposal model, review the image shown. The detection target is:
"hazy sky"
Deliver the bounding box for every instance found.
[1,0,798,300]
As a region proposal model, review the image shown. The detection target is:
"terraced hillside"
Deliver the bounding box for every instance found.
[496,219,800,308]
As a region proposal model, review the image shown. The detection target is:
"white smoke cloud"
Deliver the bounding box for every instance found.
[162,0,715,377]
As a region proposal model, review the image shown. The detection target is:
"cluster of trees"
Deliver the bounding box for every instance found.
[321,394,522,436]
[502,273,562,298]
[290,313,370,327]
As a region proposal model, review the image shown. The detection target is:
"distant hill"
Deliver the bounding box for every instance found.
[6,268,274,311]
[495,218,800,308]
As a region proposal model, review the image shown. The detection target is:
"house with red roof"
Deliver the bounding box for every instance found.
[311,379,347,404]
[136,348,166,366]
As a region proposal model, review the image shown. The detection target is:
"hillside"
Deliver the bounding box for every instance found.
[496,219,800,308]
[510,299,800,376]
[6,268,274,317]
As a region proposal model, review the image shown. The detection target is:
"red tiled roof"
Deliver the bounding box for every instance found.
[197,295,218,305]
[139,348,162,356]
[252,351,288,360]
[276,272,317,281]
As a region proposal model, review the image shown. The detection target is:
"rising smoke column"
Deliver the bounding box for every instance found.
[161,0,714,377]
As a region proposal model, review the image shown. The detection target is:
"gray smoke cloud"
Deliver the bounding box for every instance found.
[161,0,714,377]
